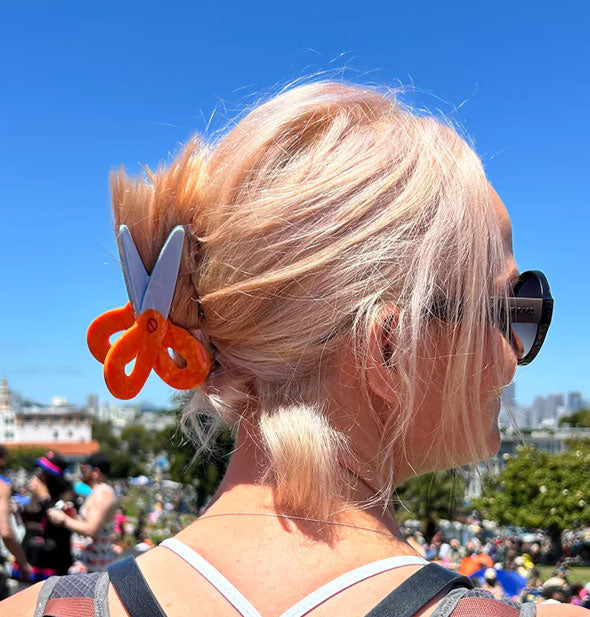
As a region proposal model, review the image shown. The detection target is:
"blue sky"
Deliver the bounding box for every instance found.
[1,1,588,409]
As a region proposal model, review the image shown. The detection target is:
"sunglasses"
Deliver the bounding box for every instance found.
[430,270,553,365]
[504,270,553,365]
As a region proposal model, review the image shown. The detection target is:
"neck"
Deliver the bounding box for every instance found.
[198,422,406,547]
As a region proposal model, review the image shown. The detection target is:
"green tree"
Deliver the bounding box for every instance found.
[394,470,466,541]
[108,451,146,479]
[565,437,590,450]
[559,408,590,427]
[90,401,234,492]
[91,419,120,450]
[154,421,234,505]
[155,424,195,485]
[6,446,48,471]
[120,424,155,461]
[473,444,590,542]
[91,419,146,479]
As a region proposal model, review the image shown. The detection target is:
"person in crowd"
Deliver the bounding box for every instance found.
[46,452,117,573]
[541,538,555,565]
[403,530,426,559]
[0,445,31,597]
[545,568,571,592]
[458,541,493,577]
[4,80,579,616]
[133,509,146,544]
[425,531,443,561]
[520,569,545,604]
[482,567,505,600]
[113,506,128,541]
[444,538,463,570]
[492,537,506,564]
[18,451,74,581]
[570,584,585,607]
[542,583,571,605]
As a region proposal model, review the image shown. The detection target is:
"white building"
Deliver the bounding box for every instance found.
[89,396,174,435]
[94,400,139,435]
[141,410,175,433]
[0,379,98,459]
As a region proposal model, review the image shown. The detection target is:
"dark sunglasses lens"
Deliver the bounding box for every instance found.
[512,276,541,359]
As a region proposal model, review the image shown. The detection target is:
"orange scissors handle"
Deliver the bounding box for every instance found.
[87,302,135,363]
[155,321,211,390]
[104,309,167,400]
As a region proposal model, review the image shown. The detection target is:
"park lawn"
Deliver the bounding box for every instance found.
[538,566,590,585]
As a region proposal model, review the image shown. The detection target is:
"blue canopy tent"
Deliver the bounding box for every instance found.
[470,567,527,598]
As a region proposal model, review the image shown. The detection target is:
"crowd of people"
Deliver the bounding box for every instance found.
[0,446,117,598]
[402,524,590,607]
[2,443,590,608]
[0,444,205,599]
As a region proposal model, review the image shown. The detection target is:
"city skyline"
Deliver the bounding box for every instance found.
[1,376,587,416]
[499,382,589,429]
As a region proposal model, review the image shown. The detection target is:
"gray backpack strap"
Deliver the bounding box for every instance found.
[438,588,536,617]
[431,588,537,617]
[520,602,537,617]
[33,577,60,617]
[33,572,110,617]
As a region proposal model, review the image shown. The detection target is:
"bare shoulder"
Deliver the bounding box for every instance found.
[98,483,116,498]
[0,582,44,617]
[537,604,590,616]
[93,482,115,495]
[89,483,116,504]
[0,480,10,497]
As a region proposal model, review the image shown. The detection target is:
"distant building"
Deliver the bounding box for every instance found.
[87,396,175,435]
[0,379,98,459]
[567,391,584,413]
[547,394,565,423]
[87,393,98,416]
[531,395,546,426]
[503,383,516,405]
[493,426,590,471]
[509,404,534,429]
[498,383,516,426]
[141,410,175,433]
[93,400,139,435]
[499,389,588,430]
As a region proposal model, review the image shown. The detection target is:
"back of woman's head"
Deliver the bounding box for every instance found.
[110,80,510,518]
[44,472,67,501]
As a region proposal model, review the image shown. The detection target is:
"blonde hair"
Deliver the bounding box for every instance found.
[110,80,510,518]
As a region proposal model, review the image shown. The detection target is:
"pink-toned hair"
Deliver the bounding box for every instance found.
[110,80,510,518]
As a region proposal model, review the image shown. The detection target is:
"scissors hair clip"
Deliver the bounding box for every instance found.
[87,225,211,400]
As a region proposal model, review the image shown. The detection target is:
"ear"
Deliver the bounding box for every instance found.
[365,304,401,404]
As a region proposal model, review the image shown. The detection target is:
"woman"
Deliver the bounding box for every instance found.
[4,80,579,616]
[47,452,117,573]
[18,452,73,580]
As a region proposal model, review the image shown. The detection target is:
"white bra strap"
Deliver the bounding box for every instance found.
[278,555,429,617]
[161,538,262,617]
[162,537,427,617]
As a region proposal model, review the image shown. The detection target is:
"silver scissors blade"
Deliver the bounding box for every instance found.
[118,225,149,315]
[140,226,185,318]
